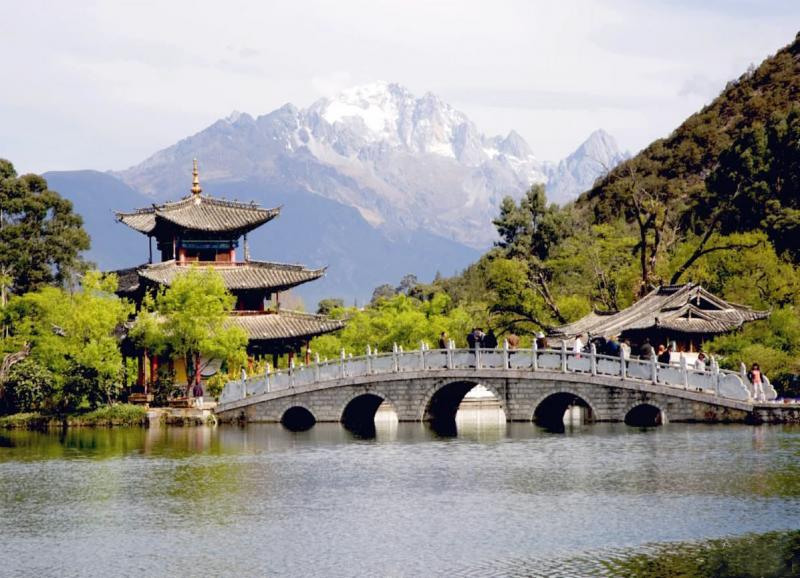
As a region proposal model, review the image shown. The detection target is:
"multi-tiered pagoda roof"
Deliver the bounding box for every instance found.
[117,194,279,236]
[114,160,343,356]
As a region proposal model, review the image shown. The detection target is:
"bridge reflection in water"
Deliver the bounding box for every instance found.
[218,343,784,436]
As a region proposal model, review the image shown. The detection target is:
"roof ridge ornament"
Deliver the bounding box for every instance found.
[191,158,202,196]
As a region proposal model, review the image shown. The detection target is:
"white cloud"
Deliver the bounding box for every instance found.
[1,0,799,172]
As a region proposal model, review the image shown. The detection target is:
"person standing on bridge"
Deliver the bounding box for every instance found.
[694,352,707,372]
[484,329,498,349]
[438,331,449,350]
[657,344,671,365]
[639,338,654,360]
[466,329,476,350]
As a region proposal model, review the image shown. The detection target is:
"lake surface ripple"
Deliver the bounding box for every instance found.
[1,418,799,577]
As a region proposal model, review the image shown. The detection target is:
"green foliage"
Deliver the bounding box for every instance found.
[316,298,344,315]
[311,292,489,359]
[0,159,90,295]
[3,271,133,412]
[130,267,248,387]
[69,404,147,427]
[2,358,54,413]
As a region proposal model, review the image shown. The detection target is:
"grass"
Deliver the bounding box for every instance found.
[0,404,148,429]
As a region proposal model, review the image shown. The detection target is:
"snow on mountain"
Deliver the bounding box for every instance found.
[544,129,629,205]
[116,82,624,248]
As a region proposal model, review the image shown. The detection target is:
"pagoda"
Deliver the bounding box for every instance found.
[114,160,344,389]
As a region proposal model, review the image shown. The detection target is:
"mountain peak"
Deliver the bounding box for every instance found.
[116,85,626,247]
[545,129,629,205]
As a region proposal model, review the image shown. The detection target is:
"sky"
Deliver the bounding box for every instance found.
[2,0,799,174]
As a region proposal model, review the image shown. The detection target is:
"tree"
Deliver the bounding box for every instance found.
[131,267,247,392]
[317,298,344,316]
[370,283,396,304]
[492,184,570,323]
[3,271,133,411]
[0,159,90,295]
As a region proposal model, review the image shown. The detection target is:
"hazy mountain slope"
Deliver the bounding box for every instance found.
[544,130,629,205]
[43,170,151,270]
[115,82,623,248]
[45,171,479,306]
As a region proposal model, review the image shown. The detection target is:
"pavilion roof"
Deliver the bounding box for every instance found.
[135,260,325,292]
[116,193,280,236]
[551,283,769,338]
[227,310,345,342]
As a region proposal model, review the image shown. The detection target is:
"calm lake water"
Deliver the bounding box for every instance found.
[1,411,799,577]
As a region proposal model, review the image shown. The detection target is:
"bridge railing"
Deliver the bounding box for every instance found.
[219,341,775,406]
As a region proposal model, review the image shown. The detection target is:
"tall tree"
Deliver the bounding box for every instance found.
[0,159,90,295]
[3,271,133,410]
[492,184,570,323]
[131,267,247,392]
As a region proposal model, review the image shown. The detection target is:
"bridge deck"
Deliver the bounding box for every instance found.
[218,345,771,416]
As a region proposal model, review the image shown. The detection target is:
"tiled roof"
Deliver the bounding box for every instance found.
[136,260,325,291]
[110,267,142,295]
[552,283,769,337]
[227,310,345,342]
[117,194,279,235]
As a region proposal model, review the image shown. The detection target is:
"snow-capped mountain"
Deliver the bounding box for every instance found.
[544,129,629,205]
[117,82,623,248]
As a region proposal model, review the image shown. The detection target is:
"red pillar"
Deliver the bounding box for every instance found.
[149,354,158,394]
[305,341,311,365]
[137,352,145,388]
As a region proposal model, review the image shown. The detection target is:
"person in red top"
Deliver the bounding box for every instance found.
[748,363,765,386]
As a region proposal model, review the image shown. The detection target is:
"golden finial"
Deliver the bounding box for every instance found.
[191,158,202,195]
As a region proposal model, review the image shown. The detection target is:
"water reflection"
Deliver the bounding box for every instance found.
[1,418,799,577]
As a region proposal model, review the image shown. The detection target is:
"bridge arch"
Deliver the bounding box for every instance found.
[532,390,598,431]
[280,404,316,431]
[624,402,666,427]
[419,379,506,427]
[340,391,399,436]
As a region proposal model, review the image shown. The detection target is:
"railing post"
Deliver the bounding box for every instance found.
[532,339,538,371]
[242,378,247,399]
[340,349,346,379]
[590,343,597,376]
[561,341,568,373]
[366,344,373,375]
[419,341,425,370]
[680,355,688,389]
[476,346,482,370]
[446,341,454,369]
[502,340,509,370]
[392,343,399,372]
[713,358,720,396]
[289,358,295,387]
[740,361,751,399]
[314,353,321,382]
[651,353,658,384]
[620,347,627,379]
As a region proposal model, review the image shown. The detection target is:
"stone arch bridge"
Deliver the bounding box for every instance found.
[216,345,788,431]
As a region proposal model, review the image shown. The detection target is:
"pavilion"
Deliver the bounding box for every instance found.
[113,160,344,390]
[551,283,769,354]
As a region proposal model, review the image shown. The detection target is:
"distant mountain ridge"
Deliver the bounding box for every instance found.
[115,82,626,248]
[44,170,481,307]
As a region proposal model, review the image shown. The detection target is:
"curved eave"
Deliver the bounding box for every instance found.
[136,260,326,292]
[228,311,345,343]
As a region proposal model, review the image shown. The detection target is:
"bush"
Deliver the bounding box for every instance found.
[1,359,55,414]
[68,404,147,427]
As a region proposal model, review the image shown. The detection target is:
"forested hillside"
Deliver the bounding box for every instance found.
[583,32,800,276]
